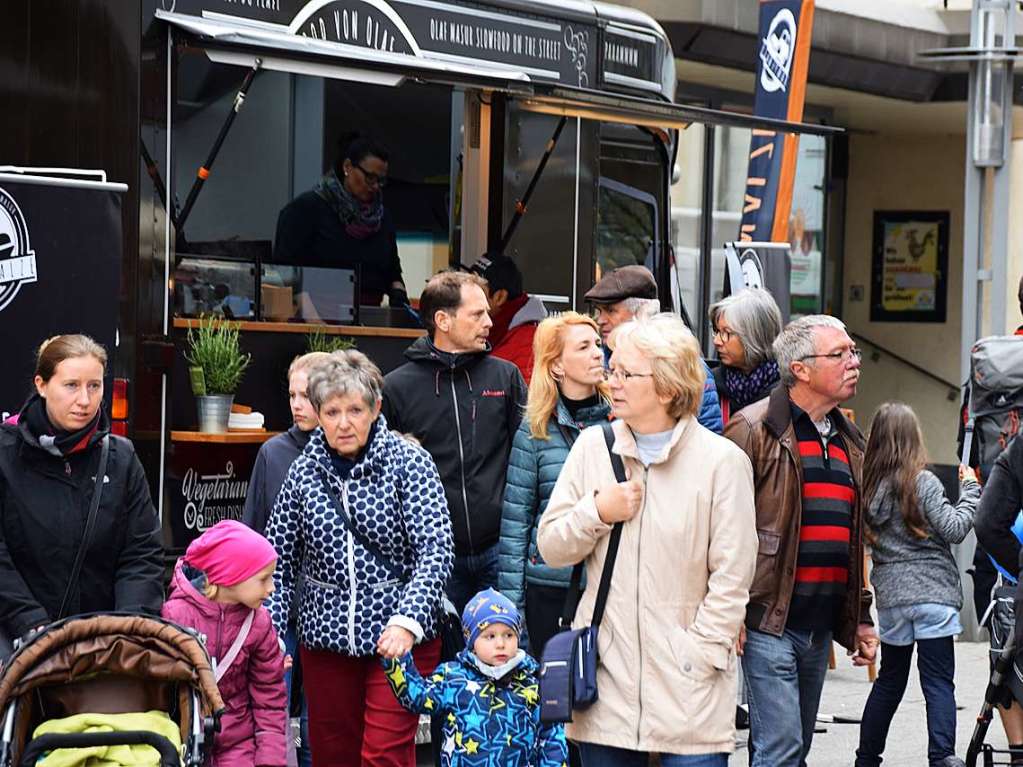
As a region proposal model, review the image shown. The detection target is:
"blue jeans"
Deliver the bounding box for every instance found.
[283,623,312,767]
[578,743,727,766]
[742,627,832,767]
[445,543,500,613]
[855,638,957,767]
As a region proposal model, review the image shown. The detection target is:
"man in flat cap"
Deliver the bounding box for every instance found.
[585,265,723,434]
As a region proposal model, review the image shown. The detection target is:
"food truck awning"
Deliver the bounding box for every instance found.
[156,10,534,92]
[517,87,841,136]
[156,10,839,137]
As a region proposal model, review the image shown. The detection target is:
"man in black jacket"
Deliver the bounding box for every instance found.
[383,270,527,612]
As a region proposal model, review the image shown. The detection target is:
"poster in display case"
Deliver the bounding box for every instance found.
[870,210,949,323]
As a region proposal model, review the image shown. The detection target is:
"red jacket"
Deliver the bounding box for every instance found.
[162,561,287,767]
[490,294,547,385]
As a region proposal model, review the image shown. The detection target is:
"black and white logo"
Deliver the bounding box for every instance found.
[738,249,765,290]
[0,187,37,312]
[760,8,797,94]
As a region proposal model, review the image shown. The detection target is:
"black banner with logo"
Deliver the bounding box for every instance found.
[739,0,815,243]
[163,0,599,86]
[0,176,123,420]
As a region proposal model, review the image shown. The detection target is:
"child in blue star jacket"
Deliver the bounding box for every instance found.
[382,588,567,767]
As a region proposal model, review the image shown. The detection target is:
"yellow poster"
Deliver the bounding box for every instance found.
[880,219,940,313]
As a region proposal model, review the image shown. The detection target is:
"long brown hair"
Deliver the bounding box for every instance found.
[863,402,929,539]
[525,313,610,440]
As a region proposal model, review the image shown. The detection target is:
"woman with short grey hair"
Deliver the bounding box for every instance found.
[266,349,454,766]
[708,289,784,423]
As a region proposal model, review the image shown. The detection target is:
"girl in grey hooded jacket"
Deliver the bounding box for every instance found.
[855,402,980,767]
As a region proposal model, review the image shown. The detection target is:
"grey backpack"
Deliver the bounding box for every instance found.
[962,334,1023,479]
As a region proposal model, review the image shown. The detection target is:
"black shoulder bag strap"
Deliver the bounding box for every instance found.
[317,470,405,582]
[57,435,110,620]
[560,421,625,630]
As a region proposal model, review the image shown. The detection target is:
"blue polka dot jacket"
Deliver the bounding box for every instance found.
[266,416,454,656]
[382,649,568,767]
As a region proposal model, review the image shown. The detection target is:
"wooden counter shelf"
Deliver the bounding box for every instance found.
[171,430,282,444]
[173,317,424,339]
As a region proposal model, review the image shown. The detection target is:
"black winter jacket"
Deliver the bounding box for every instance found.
[272,191,402,306]
[242,425,312,535]
[382,337,527,555]
[976,435,1023,579]
[0,414,164,638]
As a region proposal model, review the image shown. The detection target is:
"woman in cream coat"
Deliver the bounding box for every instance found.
[537,313,758,766]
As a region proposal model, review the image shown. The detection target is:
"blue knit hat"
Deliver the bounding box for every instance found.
[461,588,521,647]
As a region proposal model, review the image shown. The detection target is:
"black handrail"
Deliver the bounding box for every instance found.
[850,332,960,400]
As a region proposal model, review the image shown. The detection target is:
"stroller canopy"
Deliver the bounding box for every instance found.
[0,614,224,715]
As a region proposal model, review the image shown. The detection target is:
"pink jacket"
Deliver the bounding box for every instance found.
[162,560,287,767]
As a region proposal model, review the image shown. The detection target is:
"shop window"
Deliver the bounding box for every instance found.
[788,134,827,316]
[710,125,752,310]
[708,125,828,319]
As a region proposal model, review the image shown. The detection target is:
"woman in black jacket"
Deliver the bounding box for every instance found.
[975,436,1023,755]
[0,335,163,640]
[273,133,408,308]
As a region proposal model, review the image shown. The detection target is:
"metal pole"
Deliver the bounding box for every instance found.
[961,66,983,388]
[989,4,1016,335]
[957,1,987,644]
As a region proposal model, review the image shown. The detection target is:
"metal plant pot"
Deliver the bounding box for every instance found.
[196,394,234,433]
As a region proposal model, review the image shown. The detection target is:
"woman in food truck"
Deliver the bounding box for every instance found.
[273,132,409,308]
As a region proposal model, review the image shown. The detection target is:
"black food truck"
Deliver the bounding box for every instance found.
[1,0,830,557]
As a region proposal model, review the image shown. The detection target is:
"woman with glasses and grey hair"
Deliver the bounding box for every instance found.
[709,289,784,425]
[265,349,453,767]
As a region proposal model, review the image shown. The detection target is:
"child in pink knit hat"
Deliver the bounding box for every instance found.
[162,520,288,767]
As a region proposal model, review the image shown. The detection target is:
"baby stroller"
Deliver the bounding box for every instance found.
[967,585,1023,766]
[0,614,224,767]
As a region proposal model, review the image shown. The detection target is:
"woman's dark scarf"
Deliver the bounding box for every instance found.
[19,393,104,457]
[724,359,780,413]
[314,169,384,240]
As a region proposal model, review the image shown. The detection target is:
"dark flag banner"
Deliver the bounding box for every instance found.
[739,0,815,243]
[0,173,125,420]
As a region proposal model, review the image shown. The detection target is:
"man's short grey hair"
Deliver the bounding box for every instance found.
[708,289,784,369]
[308,349,384,411]
[773,315,847,387]
[622,297,660,320]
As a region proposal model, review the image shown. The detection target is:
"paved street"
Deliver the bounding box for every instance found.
[729,639,1003,766]
[414,640,1004,766]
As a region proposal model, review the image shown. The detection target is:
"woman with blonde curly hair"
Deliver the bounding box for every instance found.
[498,311,610,656]
[538,313,757,766]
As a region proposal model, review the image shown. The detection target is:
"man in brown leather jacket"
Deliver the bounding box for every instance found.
[725,314,878,767]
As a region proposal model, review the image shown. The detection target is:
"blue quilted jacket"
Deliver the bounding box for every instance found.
[266,416,454,656]
[497,398,611,614]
